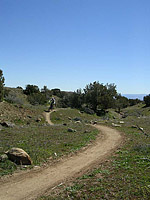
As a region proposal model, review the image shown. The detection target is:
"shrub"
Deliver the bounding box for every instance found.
[5,90,25,105]
[144,94,150,107]
[27,93,47,105]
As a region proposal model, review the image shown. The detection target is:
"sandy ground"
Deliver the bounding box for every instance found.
[0,111,123,200]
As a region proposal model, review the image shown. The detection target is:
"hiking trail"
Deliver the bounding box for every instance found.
[0,110,123,200]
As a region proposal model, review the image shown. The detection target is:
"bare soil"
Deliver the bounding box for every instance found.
[0,111,123,200]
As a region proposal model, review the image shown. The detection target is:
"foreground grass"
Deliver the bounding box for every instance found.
[39,104,150,200]
[0,108,99,176]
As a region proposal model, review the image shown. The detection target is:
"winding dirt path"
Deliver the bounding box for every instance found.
[0,111,123,200]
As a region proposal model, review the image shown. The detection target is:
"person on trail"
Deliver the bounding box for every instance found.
[48,97,56,111]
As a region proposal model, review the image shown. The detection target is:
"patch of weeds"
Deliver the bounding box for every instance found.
[0,120,99,176]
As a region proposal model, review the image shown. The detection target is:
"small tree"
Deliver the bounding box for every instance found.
[24,84,40,95]
[0,69,5,102]
[84,81,117,113]
[115,94,129,113]
[144,94,150,107]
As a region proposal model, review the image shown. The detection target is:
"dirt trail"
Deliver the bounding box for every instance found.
[43,110,54,125]
[0,111,123,200]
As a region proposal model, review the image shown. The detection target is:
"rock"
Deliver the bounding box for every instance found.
[5,148,32,165]
[139,127,144,131]
[93,121,97,125]
[75,121,81,124]
[81,107,95,115]
[0,121,15,128]
[73,117,82,122]
[0,154,8,162]
[84,130,90,133]
[68,128,74,132]
[68,117,72,120]
[63,123,67,126]
[68,128,76,132]
[122,114,128,118]
[131,125,137,128]
[90,121,97,125]
[119,121,124,124]
[112,123,121,127]
[36,118,41,122]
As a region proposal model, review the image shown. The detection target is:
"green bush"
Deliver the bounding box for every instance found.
[144,94,150,107]
[5,90,25,105]
[27,93,47,105]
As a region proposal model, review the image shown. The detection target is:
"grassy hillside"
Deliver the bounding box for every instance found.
[0,103,100,176]
[40,103,150,200]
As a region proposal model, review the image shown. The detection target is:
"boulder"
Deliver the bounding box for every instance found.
[0,121,15,128]
[5,148,32,165]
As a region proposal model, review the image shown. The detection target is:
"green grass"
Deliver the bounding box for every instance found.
[50,108,101,124]
[39,104,150,200]
[0,107,99,176]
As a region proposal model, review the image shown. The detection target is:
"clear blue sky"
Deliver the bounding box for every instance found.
[0,0,149,94]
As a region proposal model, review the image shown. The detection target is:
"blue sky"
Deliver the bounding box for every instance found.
[0,0,149,94]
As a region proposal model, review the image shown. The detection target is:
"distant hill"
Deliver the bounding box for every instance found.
[122,94,147,100]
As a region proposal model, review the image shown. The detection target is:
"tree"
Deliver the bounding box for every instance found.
[24,84,40,95]
[115,94,129,113]
[84,81,117,113]
[144,94,150,107]
[27,93,47,105]
[41,86,52,100]
[0,69,5,102]
[69,89,84,109]
[129,98,141,106]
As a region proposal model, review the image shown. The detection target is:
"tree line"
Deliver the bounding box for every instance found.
[0,69,149,114]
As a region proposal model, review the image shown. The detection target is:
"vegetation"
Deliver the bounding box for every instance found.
[4,87,27,105]
[3,81,143,115]
[1,76,149,198]
[144,94,150,107]
[0,69,5,102]
[0,104,99,176]
[39,103,150,200]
